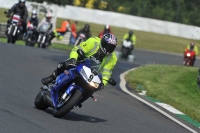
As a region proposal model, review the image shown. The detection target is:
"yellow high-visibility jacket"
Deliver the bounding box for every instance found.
[186,45,198,55]
[123,33,136,45]
[70,37,118,85]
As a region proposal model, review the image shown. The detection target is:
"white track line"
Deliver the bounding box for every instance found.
[48,48,198,132]
[119,68,198,133]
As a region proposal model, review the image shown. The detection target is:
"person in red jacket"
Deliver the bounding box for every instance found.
[98,24,112,39]
[70,21,78,45]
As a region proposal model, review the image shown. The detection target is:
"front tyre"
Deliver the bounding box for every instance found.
[34,90,48,110]
[53,89,83,118]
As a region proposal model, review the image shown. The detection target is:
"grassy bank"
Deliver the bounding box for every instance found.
[126,64,200,122]
[0,38,73,51]
[1,8,200,55]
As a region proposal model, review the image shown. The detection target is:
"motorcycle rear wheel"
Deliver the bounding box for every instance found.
[53,89,83,118]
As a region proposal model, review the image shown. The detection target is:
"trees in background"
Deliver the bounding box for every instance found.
[28,0,200,27]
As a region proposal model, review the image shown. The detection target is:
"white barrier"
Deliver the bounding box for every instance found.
[1,0,200,40]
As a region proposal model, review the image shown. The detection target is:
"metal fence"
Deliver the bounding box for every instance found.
[0,22,7,37]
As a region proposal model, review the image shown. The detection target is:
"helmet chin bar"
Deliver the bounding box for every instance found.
[99,48,106,57]
[100,44,106,54]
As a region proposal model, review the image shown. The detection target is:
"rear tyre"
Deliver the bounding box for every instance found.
[12,38,16,44]
[25,35,31,46]
[122,48,128,60]
[34,90,48,110]
[53,89,83,118]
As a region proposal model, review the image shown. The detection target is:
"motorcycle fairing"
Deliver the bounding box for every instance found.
[51,70,75,107]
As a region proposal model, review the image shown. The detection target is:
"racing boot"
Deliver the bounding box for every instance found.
[41,70,58,85]
[41,75,54,85]
[41,61,68,85]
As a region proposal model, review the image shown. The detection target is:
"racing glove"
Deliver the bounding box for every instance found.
[68,58,77,66]
[6,14,10,18]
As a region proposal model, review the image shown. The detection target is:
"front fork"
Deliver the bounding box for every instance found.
[50,73,72,107]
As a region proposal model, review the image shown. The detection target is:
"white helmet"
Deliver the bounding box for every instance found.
[19,0,26,2]
[31,10,37,19]
[46,12,52,22]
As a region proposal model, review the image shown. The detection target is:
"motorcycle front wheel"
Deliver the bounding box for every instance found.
[7,26,15,44]
[53,89,83,118]
[122,48,129,60]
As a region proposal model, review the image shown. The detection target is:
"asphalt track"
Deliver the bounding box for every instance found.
[0,43,199,133]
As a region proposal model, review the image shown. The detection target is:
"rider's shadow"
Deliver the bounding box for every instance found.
[44,109,107,123]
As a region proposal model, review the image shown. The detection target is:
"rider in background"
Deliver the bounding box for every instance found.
[98,24,112,39]
[121,30,136,53]
[25,9,38,38]
[183,42,198,66]
[37,12,54,45]
[76,24,91,40]
[27,10,38,29]
[6,0,28,37]
[54,19,70,40]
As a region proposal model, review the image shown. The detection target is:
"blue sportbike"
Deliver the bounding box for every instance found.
[34,52,116,118]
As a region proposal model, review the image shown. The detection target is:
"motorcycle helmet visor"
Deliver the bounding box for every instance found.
[101,33,117,54]
[19,0,25,7]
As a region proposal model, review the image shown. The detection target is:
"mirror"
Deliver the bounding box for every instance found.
[4,11,7,14]
[108,78,117,86]
[77,49,85,60]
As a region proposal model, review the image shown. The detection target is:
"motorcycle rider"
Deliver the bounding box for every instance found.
[76,24,91,40]
[27,10,38,29]
[41,33,118,104]
[37,12,54,45]
[98,24,112,39]
[121,30,136,55]
[6,0,28,38]
[183,42,198,66]
[25,9,38,39]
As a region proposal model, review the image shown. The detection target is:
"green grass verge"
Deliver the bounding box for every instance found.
[0,38,73,51]
[1,8,200,55]
[126,64,200,122]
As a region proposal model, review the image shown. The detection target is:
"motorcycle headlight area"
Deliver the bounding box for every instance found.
[187,53,191,57]
[80,68,99,88]
[89,81,99,88]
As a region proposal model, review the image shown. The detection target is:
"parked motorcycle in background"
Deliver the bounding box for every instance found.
[5,11,23,44]
[74,33,86,46]
[37,22,51,48]
[183,49,195,66]
[25,23,36,47]
[121,40,133,60]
